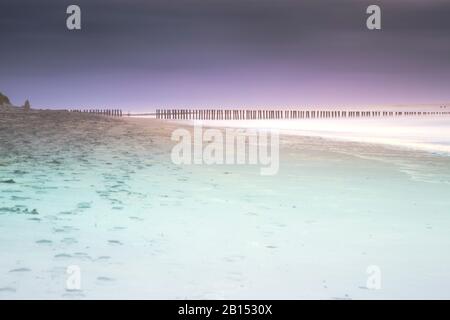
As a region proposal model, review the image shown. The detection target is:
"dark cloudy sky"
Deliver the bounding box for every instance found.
[1,0,449,111]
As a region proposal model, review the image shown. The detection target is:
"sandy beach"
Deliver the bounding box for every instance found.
[1,110,450,299]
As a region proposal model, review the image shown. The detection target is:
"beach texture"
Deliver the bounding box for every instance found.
[1,110,450,299]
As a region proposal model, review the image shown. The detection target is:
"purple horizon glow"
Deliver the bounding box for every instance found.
[1,0,450,111]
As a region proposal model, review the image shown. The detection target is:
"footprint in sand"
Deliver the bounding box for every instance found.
[36,239,53,244]
[77,202,91,209]
[97,256,111,261]
[54,253,72,258]
[108,240,123,245]
[97,276,115,282]
[9,267,31,273]
[61,237,78,244]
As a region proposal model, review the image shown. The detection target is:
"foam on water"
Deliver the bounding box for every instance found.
[196,116,450,154]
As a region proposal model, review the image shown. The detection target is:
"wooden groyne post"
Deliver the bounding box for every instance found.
[68,109,123,117]
[155,108,450,120]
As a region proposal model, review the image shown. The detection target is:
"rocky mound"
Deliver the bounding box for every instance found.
[0,92,11,106]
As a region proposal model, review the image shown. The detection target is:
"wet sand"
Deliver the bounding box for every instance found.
[1,110,450,299]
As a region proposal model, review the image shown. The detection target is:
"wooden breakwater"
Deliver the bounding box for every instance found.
[155,108,450,120]
[68,109,123,117]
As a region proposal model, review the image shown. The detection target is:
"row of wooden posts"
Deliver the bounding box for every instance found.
[156,109,450,120]
[69,109,123,117]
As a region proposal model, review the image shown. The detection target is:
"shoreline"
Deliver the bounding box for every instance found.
[3,108,450,156]
[0,109,450,157]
